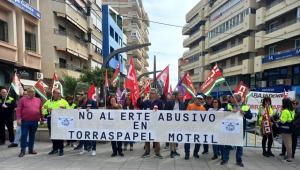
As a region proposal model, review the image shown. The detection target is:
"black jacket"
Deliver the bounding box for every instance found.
[293,109,300,136]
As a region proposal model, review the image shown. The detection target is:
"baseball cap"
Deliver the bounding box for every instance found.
[196,94,204,99]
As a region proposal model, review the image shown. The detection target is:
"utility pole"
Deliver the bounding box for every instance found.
[153,55,157,88]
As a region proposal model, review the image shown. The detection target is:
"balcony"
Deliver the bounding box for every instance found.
[133,58,142,70]
[0,41,18,63]
[23,51,42,70]
[223,65,243,77]
[206,37,255,64]
[207,14,256,48]
[186,0,203,23]
[183,28,205,48]
[255,19,300,49]
[182,45,202,59]
[180,59,204,72]
[256,0,300,24]
[222,58,254,77]
[54,29,89,60]
[55,63,82,79]
[54,2,88,32]
[88,43,103,64]
[182,14,205,35]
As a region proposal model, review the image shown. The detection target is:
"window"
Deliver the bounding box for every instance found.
[23,0,30,4]
[59,58,66,68]
[110,26,114,38]
[58,25,66,35]
[0,20,8,42]
[268,46,276,55]
[115,32,119,43]
[296,39,300,49]
[268,21,278,33]
[25,32,36,51]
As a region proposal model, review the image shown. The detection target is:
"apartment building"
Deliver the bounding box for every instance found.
[102,4,127,75]
[179,0,300,98]
[178,0,208,88]
[40,0,103,80]
[254,0,300,94]
[0,0,42,87]
[102,0,150,77]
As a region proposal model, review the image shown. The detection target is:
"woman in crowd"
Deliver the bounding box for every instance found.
[258,97,275,157]
[208,99,223,160]
[279,98,295,162]
[108,95,124,157]
[122,96,134,151]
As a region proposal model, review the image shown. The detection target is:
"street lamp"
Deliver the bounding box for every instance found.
[102,43,151,68]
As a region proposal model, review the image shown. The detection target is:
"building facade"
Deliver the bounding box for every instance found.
[0,0,42,87]
[179,0,300,99]
[40,0,103,80]
[102,0,150,77]
[102,4,127,74]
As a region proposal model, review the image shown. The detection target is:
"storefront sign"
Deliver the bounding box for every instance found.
[262,48,300,64]
[7,0,41,19]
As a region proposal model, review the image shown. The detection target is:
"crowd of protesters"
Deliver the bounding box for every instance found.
[0,86,299,167]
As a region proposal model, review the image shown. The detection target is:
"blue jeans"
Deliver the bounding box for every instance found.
[184,143,200,155]
[222,145,243,163]
[83,141,96,151]
[21,121,38,151]
[213,145,221,156]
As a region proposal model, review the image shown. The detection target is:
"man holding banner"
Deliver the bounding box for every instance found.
[184,94,206,160]
[221,94,252,167]
[42,89,69,156]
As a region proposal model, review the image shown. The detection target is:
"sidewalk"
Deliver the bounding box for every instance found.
[0,142,299,170]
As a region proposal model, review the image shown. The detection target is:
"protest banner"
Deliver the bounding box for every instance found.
[246,91,295,121]
[51,109,244,146]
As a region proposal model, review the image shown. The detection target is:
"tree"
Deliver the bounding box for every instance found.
[80,67,114,88]
[62,76,89,97]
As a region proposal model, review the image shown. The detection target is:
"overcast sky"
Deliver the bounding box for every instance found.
[143,0,200,89]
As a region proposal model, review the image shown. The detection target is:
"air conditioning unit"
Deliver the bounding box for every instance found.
[35,72,43,80]
[276,79,284,85]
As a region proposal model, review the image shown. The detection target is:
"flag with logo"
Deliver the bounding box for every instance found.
[156,65,169,97]
[33,80,47,100]
[111,64,120,87]
[181,73,196,98]
[125,57,140,106]
[200,64,225,95]
[51,73,63,97]
[87,84,97,101]
[234,81,250,102]
[11,73,24,96]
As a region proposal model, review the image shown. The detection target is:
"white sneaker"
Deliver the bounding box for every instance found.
[79,149,86,155]
[91,150,96,156]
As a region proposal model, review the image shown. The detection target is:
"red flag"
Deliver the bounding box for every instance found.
[234,81,249,102]
[156,66,169,97]
[125,57,140,106]
[200,64,225,95]
[87,84,97,101]
[105,69,109,89]
[51,73,63,96]
[111,64,120,87]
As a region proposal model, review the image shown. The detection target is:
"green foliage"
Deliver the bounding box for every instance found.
[62,76,89,97]
[80,67,114,88]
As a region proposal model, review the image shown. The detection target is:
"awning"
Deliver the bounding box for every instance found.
[20,79,48,88]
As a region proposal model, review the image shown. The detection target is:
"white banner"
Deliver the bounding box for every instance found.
[51,109,244,146]
[246,91,295,121]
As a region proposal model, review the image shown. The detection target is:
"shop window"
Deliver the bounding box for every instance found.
[295,39,300,49]
[25,31,36,52]
[110,26,114,38]
[0,20,8,42]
